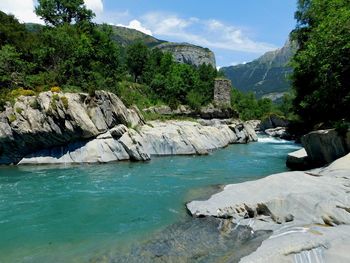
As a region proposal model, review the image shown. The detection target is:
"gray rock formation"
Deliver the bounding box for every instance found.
[156,42,216,68]
[260,114,289,130]
[187,153,350,263]
[301,129,350,167]
[18,120,258,165]
[0,91,144,164]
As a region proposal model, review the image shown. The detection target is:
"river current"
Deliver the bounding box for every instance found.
[0,136,300,262]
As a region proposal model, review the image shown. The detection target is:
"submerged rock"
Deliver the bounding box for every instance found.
[91,217,270,263]
[187,153,350,262]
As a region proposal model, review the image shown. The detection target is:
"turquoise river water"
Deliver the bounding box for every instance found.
[0,136,300,263]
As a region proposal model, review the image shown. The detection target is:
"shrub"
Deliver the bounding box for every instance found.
[15,107,23,114]
[52,94,60,101]
[61,96,69,109]
[50,94,60,110]
[51,86,61,93]
[30,99,41,110]
[10,88,35,98]
[8,114,16,123]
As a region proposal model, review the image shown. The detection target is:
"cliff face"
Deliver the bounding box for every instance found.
[220,40,296,99]
[155,42,216,68]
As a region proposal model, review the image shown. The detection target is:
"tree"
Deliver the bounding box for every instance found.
[291,0,350,129]
[126,42,149,82]
[0,45,26,88]
[35,0,95,27]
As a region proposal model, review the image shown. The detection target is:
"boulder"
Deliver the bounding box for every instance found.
[260,114,289,130]
[301,129,350,166]
[264,127,290,139]
[245,120,261,131]
[286,148,310,170]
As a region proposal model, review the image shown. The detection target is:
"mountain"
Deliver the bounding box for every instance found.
[109,26,216,67]
[24,23,216,68]
[156,42,216,68]
[108,25,165,48]
[220,40,297,100]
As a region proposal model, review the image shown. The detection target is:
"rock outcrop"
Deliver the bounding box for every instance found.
[0,91,144,164]
[156,42,216,68]
[187,153,350,263]
[18,120,258,165]
[0,91,258,165]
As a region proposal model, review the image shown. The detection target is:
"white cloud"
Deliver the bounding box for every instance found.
[0,0,104,23]
[0,0,42,23]
[117,20,153,36]
[141,13,277,54]
[84,0,103,15]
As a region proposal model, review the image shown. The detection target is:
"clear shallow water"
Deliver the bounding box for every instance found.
[0,136,300,263]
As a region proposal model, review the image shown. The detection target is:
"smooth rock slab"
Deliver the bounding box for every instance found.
[187,154,350,263]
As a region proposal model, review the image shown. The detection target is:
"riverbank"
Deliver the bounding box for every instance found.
[0,91,257,165]
[187,153,350,262]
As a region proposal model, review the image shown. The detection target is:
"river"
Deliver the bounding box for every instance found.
[0,136,300,263]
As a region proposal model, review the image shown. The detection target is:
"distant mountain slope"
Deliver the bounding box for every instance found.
[220,40,296,99]
[109,25,165,48]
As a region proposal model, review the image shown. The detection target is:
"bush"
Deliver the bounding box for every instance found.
[8,114,16,123]
[61,96,69,109]
[15,107,23,114]
[50,94,60,110]
[10,87,35,98]
[29,99,41,110]
[51,86,61,93]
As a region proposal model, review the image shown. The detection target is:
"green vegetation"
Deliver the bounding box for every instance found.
[291,0,350,130]
[8,114,16,123]
[60,96,69,109]
[0,0,294,122]
[0,2,221,112]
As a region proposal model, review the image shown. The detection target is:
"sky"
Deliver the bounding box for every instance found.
[0,0,297,67]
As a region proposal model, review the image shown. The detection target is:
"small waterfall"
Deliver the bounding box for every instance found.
[293,247,325,263]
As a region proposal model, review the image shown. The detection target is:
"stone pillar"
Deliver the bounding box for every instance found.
[214,79,232,107]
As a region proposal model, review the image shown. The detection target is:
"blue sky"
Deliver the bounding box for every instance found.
[0,0,297,67]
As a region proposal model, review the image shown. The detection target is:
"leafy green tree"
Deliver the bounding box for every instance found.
[35,0,94,26]
[0,45,26,88]
[126,41,149,82]
[291,0,350,128]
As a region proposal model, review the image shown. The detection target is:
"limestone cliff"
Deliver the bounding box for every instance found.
[155,42,216,68]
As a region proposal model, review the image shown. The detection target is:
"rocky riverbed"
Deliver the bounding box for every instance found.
[187,153,350,262]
